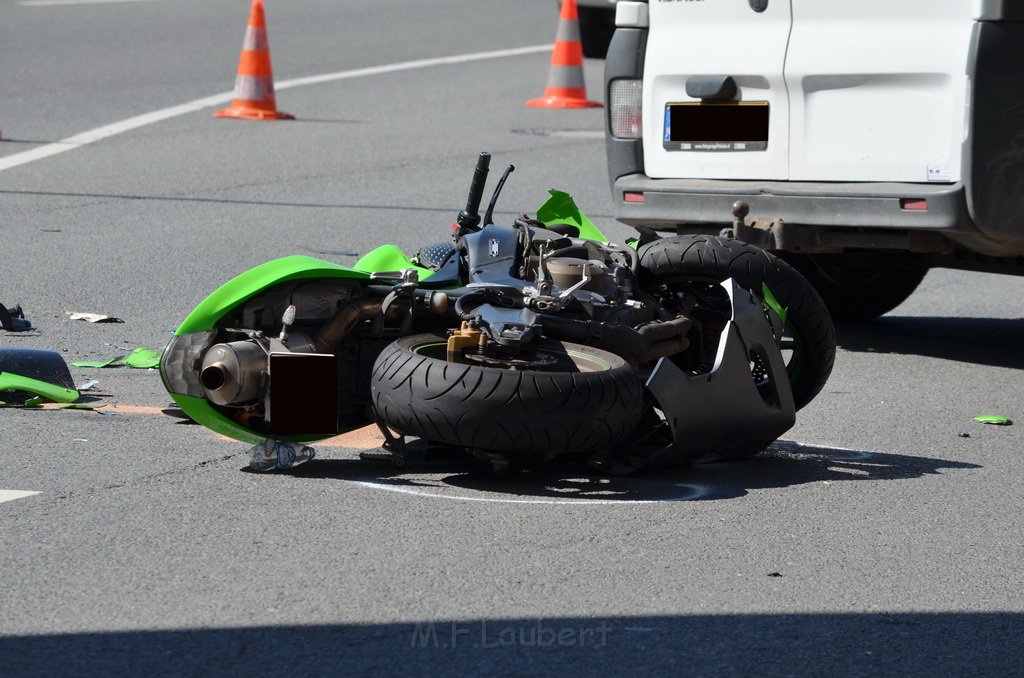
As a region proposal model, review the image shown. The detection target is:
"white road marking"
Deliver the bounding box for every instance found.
[19,0,163,6]
[0,490,41,504]
[350,441,878,505]
[353,481,709,505]
[0,45,551,173]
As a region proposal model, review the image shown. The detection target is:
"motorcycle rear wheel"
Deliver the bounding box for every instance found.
[370,333,644,460]
[638,234,836,411]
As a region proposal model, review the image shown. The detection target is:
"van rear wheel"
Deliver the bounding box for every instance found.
[778,253,929,322]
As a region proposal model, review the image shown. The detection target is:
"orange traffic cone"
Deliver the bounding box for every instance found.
[527,0,602,109]
[215,0,293,121]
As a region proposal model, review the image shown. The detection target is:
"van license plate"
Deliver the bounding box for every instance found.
[664,102,768,151]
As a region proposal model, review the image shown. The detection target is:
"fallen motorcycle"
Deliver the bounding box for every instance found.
[160,153,836,473]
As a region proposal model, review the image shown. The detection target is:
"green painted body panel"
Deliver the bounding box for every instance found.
[175,256,371,335]
[354,244,435,280]
[169,393,370,445]
[535,189,609,242]
[170,393,265,445]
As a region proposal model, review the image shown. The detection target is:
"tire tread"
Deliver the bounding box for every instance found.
[371,335,644,457]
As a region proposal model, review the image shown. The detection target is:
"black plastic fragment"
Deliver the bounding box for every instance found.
[0,303,32,332]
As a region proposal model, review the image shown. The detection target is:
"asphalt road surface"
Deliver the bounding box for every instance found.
[2,1,1023,675]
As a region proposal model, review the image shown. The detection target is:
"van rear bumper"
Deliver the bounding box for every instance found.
[613,174,971,231]
[611,174,1024,257]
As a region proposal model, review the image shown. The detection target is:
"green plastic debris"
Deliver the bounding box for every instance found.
[973,415,1013,426]
[536,189,608,242]
[71,356,120,368]
[72,348,162,369]
[121,348,161,368]
[0,372,79,404]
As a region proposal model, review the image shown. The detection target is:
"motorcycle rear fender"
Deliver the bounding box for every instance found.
[165,255,394,444]
[175,255,375,334]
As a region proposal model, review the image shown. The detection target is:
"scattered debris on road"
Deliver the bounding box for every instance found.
[67,311,124,324]
[71,348,161,369]
[0,348,79,405]
[973,415,1013,426]
[0,303,32,332]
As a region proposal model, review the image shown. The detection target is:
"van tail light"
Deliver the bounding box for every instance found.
[623,191,645,203]
[609,79,643,139]
[900,199,928,211]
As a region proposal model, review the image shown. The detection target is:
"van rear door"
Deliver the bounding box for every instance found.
[785,0,976,183]
[643,0,792,181]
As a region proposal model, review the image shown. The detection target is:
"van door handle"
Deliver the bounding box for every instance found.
[685,76,737,101]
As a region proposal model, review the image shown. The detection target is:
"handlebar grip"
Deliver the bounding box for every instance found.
[464,151,491,218]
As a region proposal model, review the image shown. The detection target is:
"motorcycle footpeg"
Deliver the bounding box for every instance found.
[361,421,411,467]
[359,448,407,468]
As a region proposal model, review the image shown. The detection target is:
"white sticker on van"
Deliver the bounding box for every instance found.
[927,165,951,182]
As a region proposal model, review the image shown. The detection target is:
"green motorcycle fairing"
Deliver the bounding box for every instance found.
[354,244,435,281]
[175,254,435,335]
[166,254,426,443]
[535,189,608,242]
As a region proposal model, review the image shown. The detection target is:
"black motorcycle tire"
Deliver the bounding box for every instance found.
[638,235,836,411]
[370,333,644,460]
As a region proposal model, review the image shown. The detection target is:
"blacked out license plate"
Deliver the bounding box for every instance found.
[663,102,769,152]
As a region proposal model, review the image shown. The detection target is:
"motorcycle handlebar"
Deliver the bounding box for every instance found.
[465,152,491,216]
[456,152,491,233]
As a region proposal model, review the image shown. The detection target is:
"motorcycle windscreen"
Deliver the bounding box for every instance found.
[268,352,338,436]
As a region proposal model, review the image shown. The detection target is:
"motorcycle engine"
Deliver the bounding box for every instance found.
[535,238,651,326]
[545,257,615,296]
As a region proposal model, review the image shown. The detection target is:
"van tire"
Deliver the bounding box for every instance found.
[778,253,928,322]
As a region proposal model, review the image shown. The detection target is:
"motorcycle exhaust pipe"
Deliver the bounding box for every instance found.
[312,297,384,352]
[200,340,266,406]
[200,297,386,406]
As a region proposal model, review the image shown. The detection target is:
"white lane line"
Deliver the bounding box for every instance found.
[0,93,235,172]
[0,44,551,173]
[19,0,163,6]
[0,490,41,504]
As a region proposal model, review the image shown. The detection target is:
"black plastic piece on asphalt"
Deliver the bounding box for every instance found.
[0,303,32,331]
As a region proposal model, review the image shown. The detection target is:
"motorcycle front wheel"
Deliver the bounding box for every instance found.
[370,333,644,460]
[638,234,836,411]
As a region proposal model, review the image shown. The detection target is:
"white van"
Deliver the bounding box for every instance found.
[605,0,1024,319]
